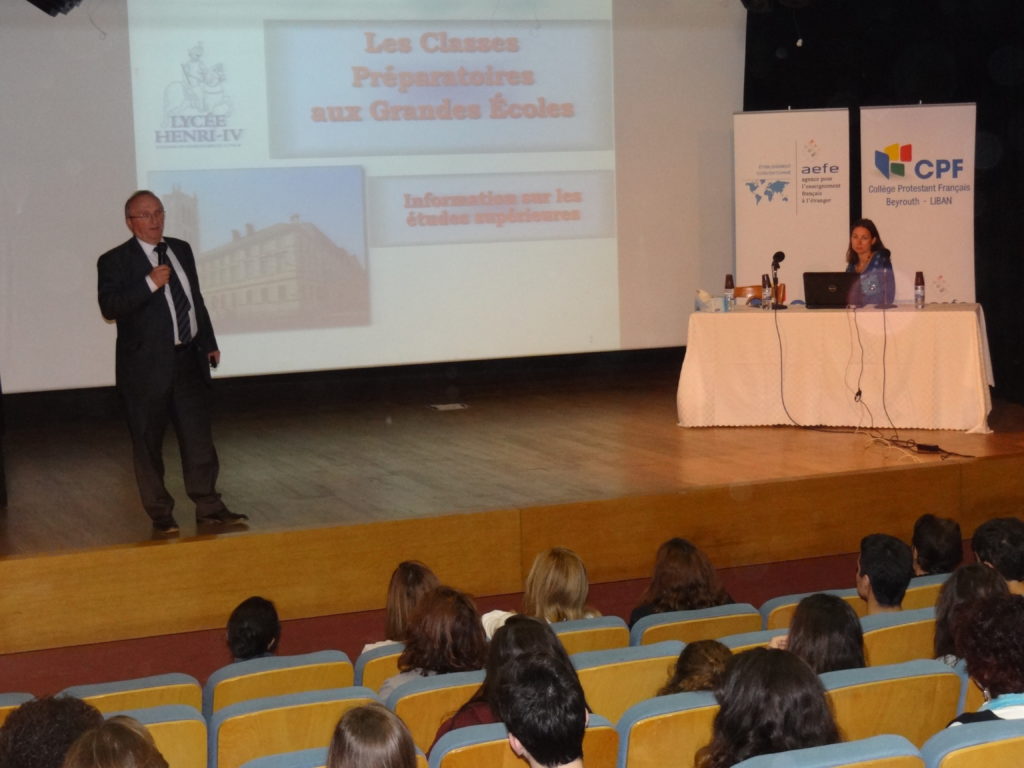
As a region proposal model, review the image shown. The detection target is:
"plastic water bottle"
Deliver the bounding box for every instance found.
[914,271,925,309]
[761,273,772,311]
[724,274,735,311]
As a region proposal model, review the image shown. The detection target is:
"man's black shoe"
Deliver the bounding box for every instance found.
[153,517,180,534]
[197,509,249,526]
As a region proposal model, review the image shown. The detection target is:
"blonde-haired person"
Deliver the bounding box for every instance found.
[482,547,599,637]
[62,716,167,768]
[327,703,417,768]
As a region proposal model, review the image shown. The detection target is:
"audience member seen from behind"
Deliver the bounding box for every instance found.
[378,585,488,699]
[972,517,1024,596]
[484,547,599,637]
[61,716,168,768]
[911,514,963,576]
[630,538,733,627]
[696,648,840,768]
[432,614,578,750]
[0,695,103,768]
[494,652,588,768]
[363,560,440,654]
[770,593,865,674]
[327,702,416,768]
[934,564,1009,665]
[949,593,1024,725]
[856,533,913,614]
[845,218,895,306]
[227,595,280,662]
[658,639,732,696]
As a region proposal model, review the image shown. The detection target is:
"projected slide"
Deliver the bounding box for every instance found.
[126,0,617,377]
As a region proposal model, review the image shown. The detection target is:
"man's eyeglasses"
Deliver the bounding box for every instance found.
[128,209,165,220]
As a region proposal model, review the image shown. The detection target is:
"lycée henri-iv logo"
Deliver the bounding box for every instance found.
[156,42,244,146]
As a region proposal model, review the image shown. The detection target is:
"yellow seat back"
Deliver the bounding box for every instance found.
[211,657,354,714]
[863,618,936,667]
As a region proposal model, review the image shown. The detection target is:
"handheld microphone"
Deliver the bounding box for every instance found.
[771,251,785,266]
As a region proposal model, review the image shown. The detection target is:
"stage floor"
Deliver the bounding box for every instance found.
[4,360,1024,557]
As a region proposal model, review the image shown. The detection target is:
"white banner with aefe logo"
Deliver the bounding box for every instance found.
[860,104,976,303]
[734,108,850,301]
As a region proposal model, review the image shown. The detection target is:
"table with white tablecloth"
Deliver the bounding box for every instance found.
[676,304,993,433]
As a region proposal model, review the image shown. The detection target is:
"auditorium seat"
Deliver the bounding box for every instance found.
[61,673,202,714]
[553,615,629,655]
[354,643,404,691]
[902,573,949,611]
[951,658,985,715]
[719,628,787,654]
[861,608,936,666]
[629,604,761,645]
[921,719,1024,768]
[572,641,683,723]
[204,650,354,717]
[384,670,485,754]
[427,714,617,768]
[209,686,379,768]
[760,588,866,630]
[821,659,961,746]
[615,690,718,768]
[114,704,207,768]
[733,734,924,768]
[0,693,33,726]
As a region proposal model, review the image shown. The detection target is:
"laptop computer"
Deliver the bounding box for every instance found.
[803,272,860,309]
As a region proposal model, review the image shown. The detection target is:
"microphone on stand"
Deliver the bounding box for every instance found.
[770,251,788,309]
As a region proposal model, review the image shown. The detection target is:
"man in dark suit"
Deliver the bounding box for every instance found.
[98,190,246,534]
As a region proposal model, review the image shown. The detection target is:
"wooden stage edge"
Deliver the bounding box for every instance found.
[3,451,1024,655]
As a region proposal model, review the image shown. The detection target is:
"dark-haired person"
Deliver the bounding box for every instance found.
[0,696,103,768]
[227,596,280,661]
[933,564,1008,665]
[327,703,416,768]
[98,190,245,534]
[658,640,732,696]
[911,514,963,576]
[62,715,168,768]
[494,652,588,768]
[771,593,865,675]
[696,648,840,768]
[949,593,1024,725]
[845,218,895,306]
[630,538,733,627]
[378,586,487,699]
[431,615,576,750]
[972,517,1024,596]
[856,533,913,614]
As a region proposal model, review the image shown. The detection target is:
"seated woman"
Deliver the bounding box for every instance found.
[934,563,1008,665]
[770,593,865,674]
[327,702,417,768]
[431,614,578,750]
[845,218,895,306]
[362,560,440,653]
[950,593,1024,724]
[62,715,168,768]
[378,585,488,699]
[697,648,840,768]
[483,547,599,637]
[630,538,732,627]
[658,639,732,696]
[227,596,280,662]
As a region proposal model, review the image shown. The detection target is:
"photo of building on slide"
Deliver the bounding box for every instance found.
[151,166,369,335]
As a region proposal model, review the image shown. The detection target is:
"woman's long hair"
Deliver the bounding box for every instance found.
[385,561,440,642]
[845,218,886,265]
[327,703,417,768]
[640,538,732,613]
[522,547,594,623]
[934,564,1008,658]
[658,640,732,696]
[398,585,487,674]
[696,648,840,768]
[787,593,865,674]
